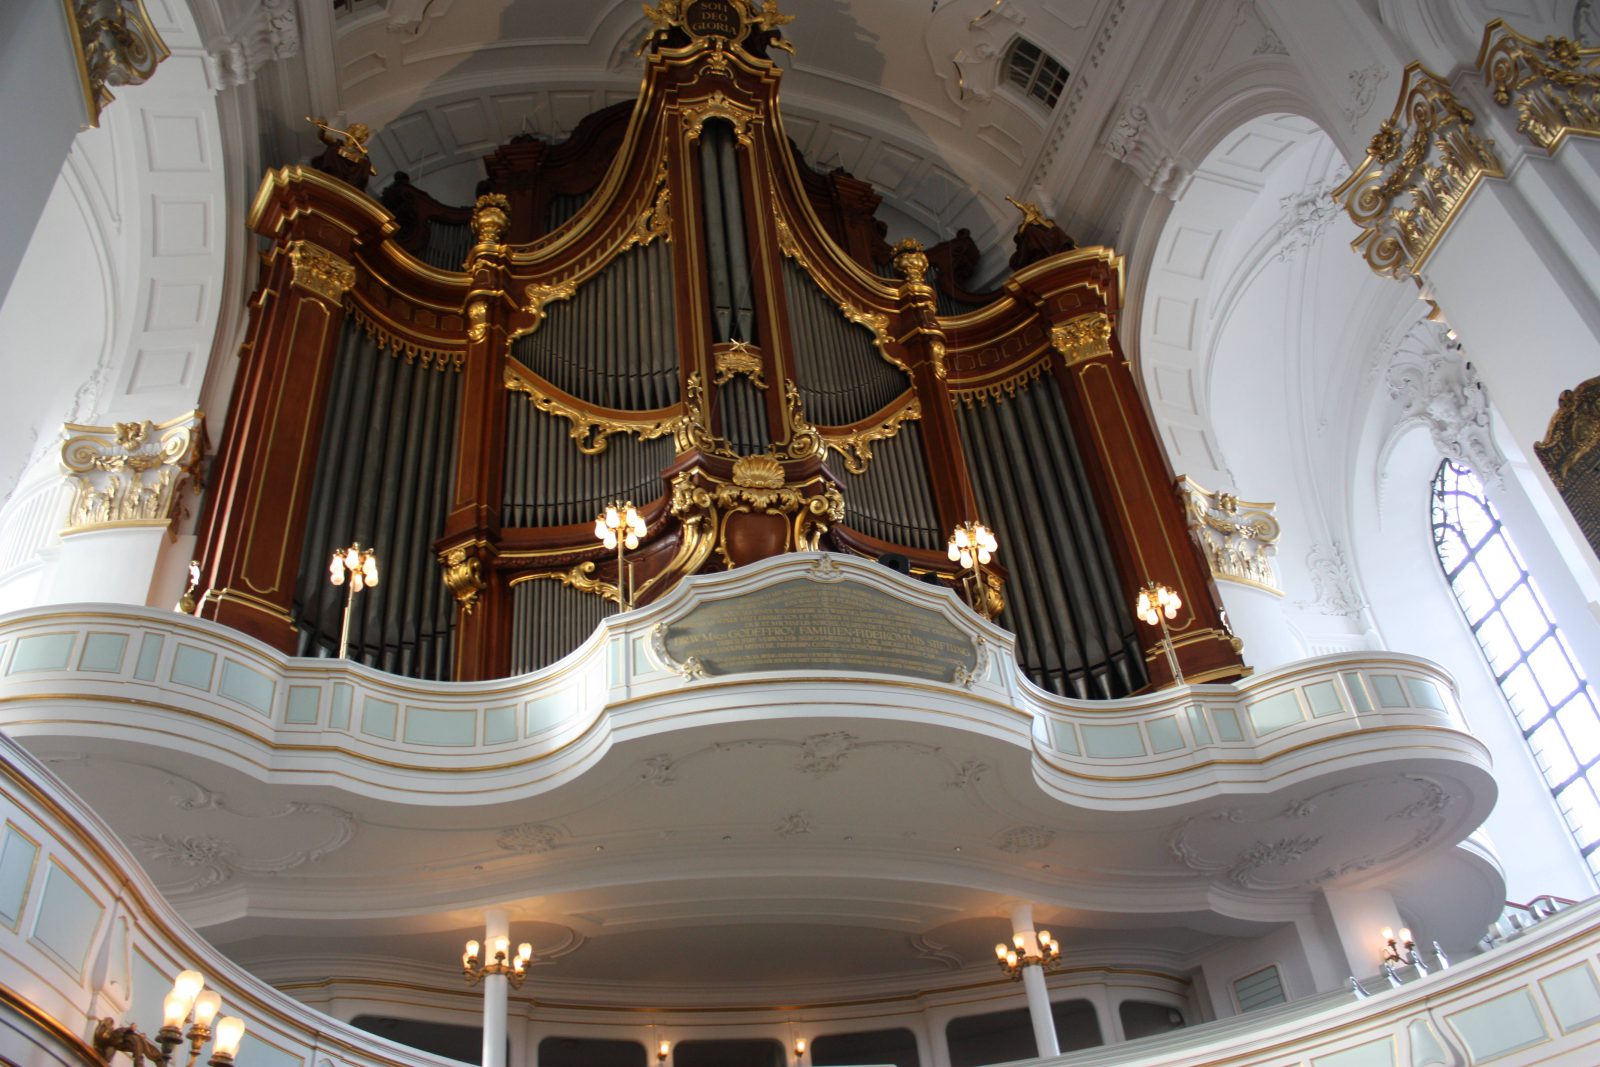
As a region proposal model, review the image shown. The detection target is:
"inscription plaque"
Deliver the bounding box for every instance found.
[685,0,743,40]
[660,577,977,683]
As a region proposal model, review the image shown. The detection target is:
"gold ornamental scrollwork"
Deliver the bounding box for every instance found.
[1178,477,1283,595]
[1332,63,1504,280]
[1534,374,1600,489]
[1051,312,1114,366]
[623,163,674,250]
[286,240,356,304]
[681,90,758,147]
[522,280,578,334]
[63,0,171,127]
[504,363,679,455]
[713,339,767,389]
[672,372,738,458]
[439,546,488,614]
[772,380,824,461]
[822,394,922,475]
[60,411,204,535]
[1480,20,1600,153]
[516,561,622,606]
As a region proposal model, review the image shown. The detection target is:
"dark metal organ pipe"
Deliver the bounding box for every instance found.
[782,260,904,426]
[292,321,461,679]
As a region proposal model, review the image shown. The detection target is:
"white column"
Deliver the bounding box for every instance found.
[483,908,510,1067]
[1010,903,1059,1058]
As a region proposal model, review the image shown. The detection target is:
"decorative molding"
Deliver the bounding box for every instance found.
[623,162,673,250]
[522,561,621,607]
[521,280,578,333]
[1051,312,1114,366]
[650,621,707,679]
[1102,100,1191,199]
[1386,333,1506,488]
[497,823,563,854]
[204,0,299,91]
[1178,477,1281,594]
[504,362,679,455]
[1297,540,1365,617]
[1341,63,1390,133]
[286,240,356,303]
[949,356,1050,406]
[1535,374,1600,490]
[1333,63,1504,280]
[1481,20,1600,153]
[62,0,171,127]
[59,411,204,535]
[994,826,1055,853]
[1272,178,1343,263]
[773,810,814,837]
[681,90,758,147]
[821,395,921,475]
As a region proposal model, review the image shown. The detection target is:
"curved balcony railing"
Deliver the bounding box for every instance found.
[0,554,1488,810]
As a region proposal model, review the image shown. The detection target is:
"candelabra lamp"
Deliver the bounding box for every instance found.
[1134,581,1185,686]
[595,501,648,610]
[994,928,1061,978]
[93,969,246,1067]
[948,521,999,620]
[1380,926,1447,985]
[327,543,379,658]
[462,936,534,988]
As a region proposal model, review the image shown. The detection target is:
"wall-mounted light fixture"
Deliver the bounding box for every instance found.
[948,521,999,619]
[93,969,246,1067]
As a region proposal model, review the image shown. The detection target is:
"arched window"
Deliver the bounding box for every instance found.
[1003,38,1069,109]
[1432,459,1600,879]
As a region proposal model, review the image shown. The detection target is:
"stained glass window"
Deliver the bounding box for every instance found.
[1432,459,1600,880]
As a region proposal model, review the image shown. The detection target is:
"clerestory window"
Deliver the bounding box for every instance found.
[1432,459,1600,880]
[1003,38,1069,110]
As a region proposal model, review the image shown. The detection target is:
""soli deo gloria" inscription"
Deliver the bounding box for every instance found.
[658,577,979,683]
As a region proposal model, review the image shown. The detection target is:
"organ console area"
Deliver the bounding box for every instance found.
[191,0,1246,696]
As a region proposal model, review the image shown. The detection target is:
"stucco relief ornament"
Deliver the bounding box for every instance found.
[995,826,1056,853]
[799,731,859,775]
[1386,334,1506,488]
[497,823,563,854]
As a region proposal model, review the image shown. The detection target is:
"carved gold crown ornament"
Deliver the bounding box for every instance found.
[93,968,245,1067]
[60,412,205,536]
[1480,21,1600,153]
[1332,63,1504,280]
[63,0,171,128]
[1178,477,1282,595]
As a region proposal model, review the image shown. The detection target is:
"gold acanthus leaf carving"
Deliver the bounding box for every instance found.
[624,162,673,250]
[822,396,922,475]
[66,0,171,127]
[1051,312,1114,366]
[1480,21,1600,153]
[439,546,487,614]
[772,207,810,271]
[504,365,678,455]
[286,240,356,304]
[682,90,757,147]
[521,561,620,606]
[60,410,204,534]
[522,280,578,334]
[1332,63,1504,280]
[842,302,907,375]
[673,371,738,457]
[1178,477,1283,594]
[713,339,767,388]
[772,379,823,461]
[1535,374,1600,489]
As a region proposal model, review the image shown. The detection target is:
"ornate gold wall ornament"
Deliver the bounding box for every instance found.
[62,0,171,128]
[1534,375,1600,489]
[731,453,785,489]
[1178,477,1283,595]
[519,561,622,606]
[949,356,1050,406]
[1480,21,1600,153]
[713,339,767,388]
[681,91,758,147]
[346,303,462,371]
[60,411,204,535]
[840,302,908,376]
[466,193,511,267]
[623,165,674,249]
[822,395,922,475]
[439,546,488,614]
[772,380,824,461]
[772,207,811,271]
[930,339,948,380]
[286,240,356,304]
[1332,63,1504,280]
[672,372,738,457]
[1051,312,1115,366]
[504,364,679,454]
[466,298,490,342]
[522,280,579,333]
[641,0,794,55]
[892,238,931,287]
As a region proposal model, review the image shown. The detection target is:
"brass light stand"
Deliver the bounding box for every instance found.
[948,521,999,620]
[327,543,379,658]
[595,501,647,610]
[462,936,533,989]
[1135,581,1184,685]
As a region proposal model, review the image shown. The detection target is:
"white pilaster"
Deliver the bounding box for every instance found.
[1009,903,1059,1058]
[483,907,510,1067]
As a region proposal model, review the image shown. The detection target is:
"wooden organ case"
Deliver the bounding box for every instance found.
[192,0,1247,696]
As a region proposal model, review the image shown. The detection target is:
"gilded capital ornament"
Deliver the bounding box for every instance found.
[1051,312,1114,366]
[1178,478,1282,594]
[62,0,171,127]
[60,411,204,535]
[1332,63,1503,280]
[1479,20,1600,153]
[286,240,355,303]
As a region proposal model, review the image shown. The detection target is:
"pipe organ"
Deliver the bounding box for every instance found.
[193,0,1246,696]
